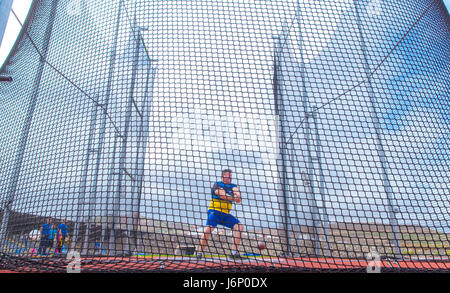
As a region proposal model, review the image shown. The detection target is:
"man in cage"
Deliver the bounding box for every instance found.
[196,169,245,259]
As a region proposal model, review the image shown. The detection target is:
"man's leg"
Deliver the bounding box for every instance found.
[231,223,243,252]
[198,226,215,254]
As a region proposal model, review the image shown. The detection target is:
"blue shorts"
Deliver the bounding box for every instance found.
[206,210,240,229]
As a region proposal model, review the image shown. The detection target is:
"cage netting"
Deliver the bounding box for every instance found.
[0,0,449,272]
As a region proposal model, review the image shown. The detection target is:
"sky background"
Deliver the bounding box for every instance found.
[0,0,449,68]
[0,0,32,66]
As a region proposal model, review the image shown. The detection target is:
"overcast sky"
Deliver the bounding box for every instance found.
[0,0,32,66]
[0,0,449,68]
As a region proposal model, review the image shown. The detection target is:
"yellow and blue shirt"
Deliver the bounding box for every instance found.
[208,181,237,214]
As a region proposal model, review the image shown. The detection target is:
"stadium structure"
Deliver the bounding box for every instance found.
[0,0,449,272]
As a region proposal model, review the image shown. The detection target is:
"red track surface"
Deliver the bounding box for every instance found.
[81,256,449,271]
[2,256,449,272]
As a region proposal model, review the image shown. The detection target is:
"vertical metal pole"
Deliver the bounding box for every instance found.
[286,141,307,256]
[353,0,401,258]
[79,98,100,256]
[0,0,59,250]
[128,2,141,255]
[312,108,331,256]
[273,35,292,257]
[93,0,124,255]
[111,21,142,256]
[303,113,321,256]
[72,0,124,254]
[131,46,158,254]
[107,132,120,255]
[296,3,322,256]
[130,68,147,255]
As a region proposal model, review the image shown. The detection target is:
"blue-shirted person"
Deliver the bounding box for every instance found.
[56,219,68,254]
[47,224,58,255]
[38,218,52,255]
[197,169,244,259]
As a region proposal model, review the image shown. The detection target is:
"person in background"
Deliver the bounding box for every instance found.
[38,218,51,256]
[47,223,58,255]
[56,219,69,254]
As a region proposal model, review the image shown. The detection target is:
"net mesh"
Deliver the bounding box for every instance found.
[0,0,449,273]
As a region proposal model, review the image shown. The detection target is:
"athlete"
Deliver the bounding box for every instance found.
[196,169,244,259]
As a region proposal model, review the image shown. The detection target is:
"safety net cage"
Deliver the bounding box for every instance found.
[0,0,449,273]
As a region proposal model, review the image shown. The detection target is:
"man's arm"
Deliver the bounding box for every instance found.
[232,187,241,203]
[214,187,241,203]
[214,188,237,202]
